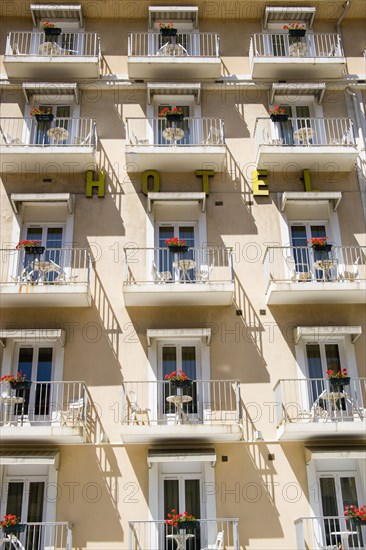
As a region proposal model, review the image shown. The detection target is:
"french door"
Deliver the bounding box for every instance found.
[319,474,363,549]
[33,105,71,145]
[273,105,312,145]
[156,104,191,145]
[290,224,328,277]
[3,477,46,549]
[22,225,64,282]
[157,224,196,281]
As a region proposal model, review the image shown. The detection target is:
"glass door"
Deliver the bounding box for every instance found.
[290,224,327,278]
[164,476,201,550]
[157,224,196,281]
[22,225,64,282]
[156,104,190,145]
[33,105,71,145]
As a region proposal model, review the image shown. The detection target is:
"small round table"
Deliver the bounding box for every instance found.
[172,259,196,282]
[0,395,24,425]
[47,127,69,143]
[162,127,185,145]
[293,127,316,144]
[166,533,195,550]
[166,395,192,424]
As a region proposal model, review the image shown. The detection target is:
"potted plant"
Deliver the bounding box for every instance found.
[165,509,199,530]
[30,107,54,123]
[159,22,178,37]
[159,107,184,123]
[344,504,366,529]
[326,368,350,391]
[0,514,26,536]
[41,20,62,42]
[165,237,189,253]
[16,239,45,255]
[308,236,332,252]
[165,370,192,388]
[1,371,32,390]
[283,22,306,37]
[269,106,289,123]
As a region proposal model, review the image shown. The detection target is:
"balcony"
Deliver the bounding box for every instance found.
[249,33,346,78]
[1,522,72,549]
[295,516,365,550]
[121,380,242,443]
[128,32,221,79]
[4,31,100,78]
[123,246,234,306]
[0,118,97,173]
[254,117,357,172]
[0,248,92,307]
[274,378,366,441]
[125,118,226,172]
[263,246,366,305]
[0,381,91,444]
[129,518,240,550]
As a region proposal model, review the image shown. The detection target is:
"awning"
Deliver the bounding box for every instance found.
[270,83,325,104]
[0,329,66,348]
[281,192,342,213]
[147,448,216,467]
[30,4,83,27]
[0,449,60,469]
[263,7,316,29]
[305,446,366,464]
[148,6,198,29]
[22,83,79,104]
[147,328,211,347]
[147,83,201,104]
[10,193,74,214]
[148,192,206,213]
[294,326,362,344]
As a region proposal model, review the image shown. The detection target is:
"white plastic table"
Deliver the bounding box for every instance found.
[166,533,195,550]
[166,395,192,424]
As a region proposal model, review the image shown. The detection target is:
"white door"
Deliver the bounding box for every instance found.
[157,224,197,281]
[32,104,71,145]
[290,224,329,278]
[21,225,64,282]
[273,104,313,144]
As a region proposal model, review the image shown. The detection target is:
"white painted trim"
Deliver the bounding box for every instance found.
[0,329,66,347]
[147,328,211,346]
[294,326,362,344]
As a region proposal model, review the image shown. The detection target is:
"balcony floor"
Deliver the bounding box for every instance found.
[125,145,226,172]
[121,423,243,444]
[123,282,234,306]
[128,57,221,79]
[0,283,92,307]
[266,281,366,305]
[4,56,99,79]
[256,145,358,172]
[251,57,346,79]
[0,424,85,444]
[277,418,366,441]
[0,146,96,174]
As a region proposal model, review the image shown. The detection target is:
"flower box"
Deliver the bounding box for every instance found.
[160,28,177,37]
[178,521,199,530]
[35,114,54,123]
[44,27,62,43]
[171,379,192,388]
[329,377,350,391]
[9,380,32,390]
[168,245,189,253]
[2,524,26,535]
[270,114,289,122]
[24,246,45,255]
[288,29,306,37]
[166,113,184,123]
[312,244,332,252]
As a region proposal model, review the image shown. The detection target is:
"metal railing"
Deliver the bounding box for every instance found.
[128,32,220,57]
[254,117,355,148]
[1,522,73,549]
[123,246,233,285]
[274,378,366,426]
[122,380,241,425]
[129,518,240,550]
[0,118,96,148]
[249,32,344,59]
[5,31,100,57]
[263,245,366,287]
[0,381,88,427]
[126,118,224,147]
[0,248,91,286]
[295,516,364,550]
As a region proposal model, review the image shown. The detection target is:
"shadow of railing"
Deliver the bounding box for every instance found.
[233,273,264,357]
[225,147,253,215]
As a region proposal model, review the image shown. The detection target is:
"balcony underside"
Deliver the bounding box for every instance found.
[127,57,221,79]
[0,146,96,173]
[277,419,366,441]
[256,145,358,172]
[123,282,234,306]
[266,281,366,305]
[251,57,346,79]
[0,424,85,444]
[125,145,226,172]
[121,423,243,444]
[4,56,99,79]
[0,284,92,307]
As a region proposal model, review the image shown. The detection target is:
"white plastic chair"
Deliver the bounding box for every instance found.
[127,391,150,425]
[285,256,311,282]
[196,264,213,282]
[201,126,223,145]
[152,262,172,283]
[61,398,84,426]
[202,531,224,550]
[337,257,360,281]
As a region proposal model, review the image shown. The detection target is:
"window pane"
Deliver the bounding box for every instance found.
[46,228,63,248]
[306,344,323,402]
[26,227,43,242]
[325,344,341,373]
[6,482,24,518]
[320,478,338,516]
[164,479,179,517]
[185,479,200,518]
[162,347,177,377]
[291,226,307,247]
[182,347,196,379]
[310,225,326,239]
[340,477,358,509]
[179,227,194,247]
[27,482,44,522]
[18,348,33,380]
[37,348,52,381]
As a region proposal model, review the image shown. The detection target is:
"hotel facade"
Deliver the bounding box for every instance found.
[0,1,365,548]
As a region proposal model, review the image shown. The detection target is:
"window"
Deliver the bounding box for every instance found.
[21,224,65,282]
[290,223,330,279]
[306,342,342,403]
[272,104,314,145]
[33,105,71,145]
[157,223,197,281]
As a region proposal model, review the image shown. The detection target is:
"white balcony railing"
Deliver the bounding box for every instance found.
[129,518,240,550]
[122,380,242,426]
[274,378,366,426]
[128,32,220,57]
[0,248,91,286]
[295,516,365,550]
[254,117,355,148]
[126,118,224,147]
[1,522,72,549]
[124,246,233,285]
[263,246,366,285]
[0,381,88,427]
[5,31,100,57]
[250,32,344,59]
[0,118,96,148]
